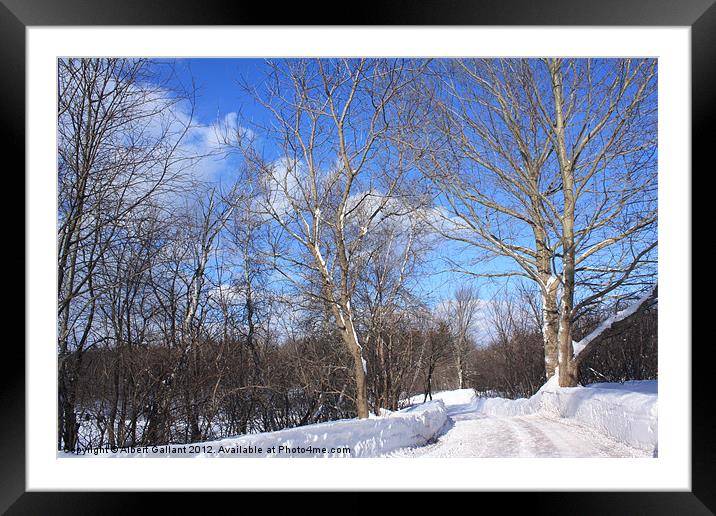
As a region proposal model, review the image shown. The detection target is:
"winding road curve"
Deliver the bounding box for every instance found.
[387,399,650,458]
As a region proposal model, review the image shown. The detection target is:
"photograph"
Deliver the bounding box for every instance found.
[9,9,706,507]
[56,56,660,460]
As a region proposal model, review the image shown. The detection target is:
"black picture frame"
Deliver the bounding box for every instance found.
[3,0,709,513]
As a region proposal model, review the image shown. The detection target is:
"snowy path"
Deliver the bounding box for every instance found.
[386,398,651,458]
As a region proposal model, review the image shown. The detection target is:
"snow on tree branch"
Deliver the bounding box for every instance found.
[573,284,658,360]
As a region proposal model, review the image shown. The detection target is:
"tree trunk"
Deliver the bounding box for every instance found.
[329,296,370,418]
[535,221,559,379]
[58,353,81,451]
[424,367,434,402]
[557,305,579,387]
[549,58,579,388]
[58,375,78,451]
[340,316,369,419]
[377,333,393,413]
[351,346,370,419]
[456,352,465,389]
[541,278,560,379]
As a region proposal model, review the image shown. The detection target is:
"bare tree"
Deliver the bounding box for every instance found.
[471,291,546,398]
[405,59,564,379]
[238,58,420,418]
[542,58,657,386]
[57,58,195,450]
[356,208,432,411]
[420,319,452,402]
[409,58,657,386]
[446,286,481,389]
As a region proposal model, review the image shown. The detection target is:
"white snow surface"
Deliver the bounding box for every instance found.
[472,379,658,452]
[62,382,656,458]
[387,380,657,457]
[61,399,448,458]
[406,388,479,407]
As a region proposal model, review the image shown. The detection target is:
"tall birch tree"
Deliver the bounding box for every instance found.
[240,58,420,418]
[410,58,657,386]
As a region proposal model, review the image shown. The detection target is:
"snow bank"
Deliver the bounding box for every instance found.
[474,380,658,452]
[405,388,478,407]
[63,400,448,458]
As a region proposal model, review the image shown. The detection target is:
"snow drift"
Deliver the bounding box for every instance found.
[64,399,448,458]
[405,388,479,407]
[473,379,658,452]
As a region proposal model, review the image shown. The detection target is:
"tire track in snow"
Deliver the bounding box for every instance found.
[508,416,561,457]
[522,414,647,458]
[387,414,524,458]
[386,411,650,458]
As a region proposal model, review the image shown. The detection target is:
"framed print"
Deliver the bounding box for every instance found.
[3,0,711,513]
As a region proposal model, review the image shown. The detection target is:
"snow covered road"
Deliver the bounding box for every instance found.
[386,394,652,458]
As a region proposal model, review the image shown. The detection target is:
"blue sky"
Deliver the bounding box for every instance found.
[153,58,503,305]
[171,58,264,122]
[149,58,657,311]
